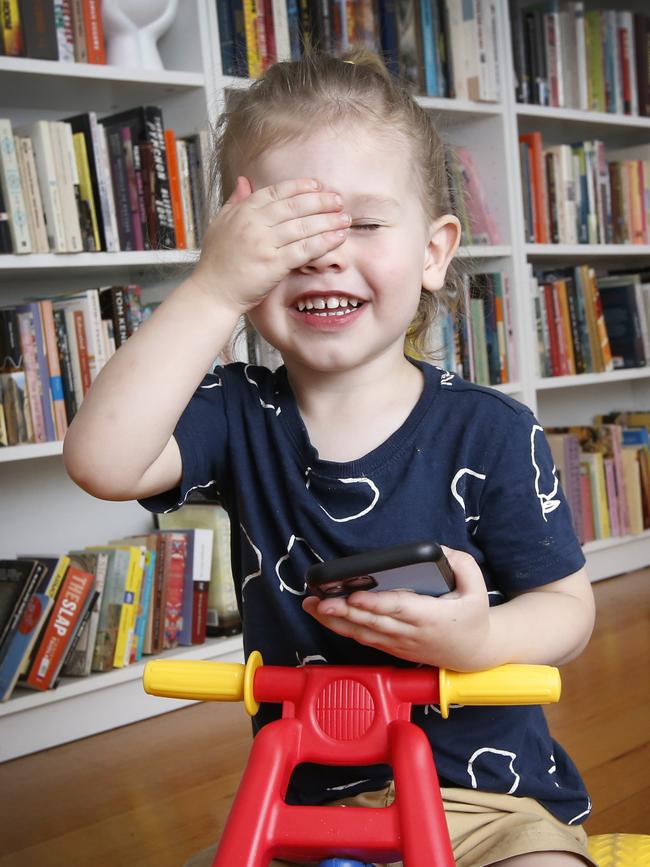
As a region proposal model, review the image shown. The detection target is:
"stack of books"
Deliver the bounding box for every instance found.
[0,513,242,703]
[547,414,650,544]
[0,109,209,255]
[531,267,650,377]
[1,0,105,64]
[218,0,501,101]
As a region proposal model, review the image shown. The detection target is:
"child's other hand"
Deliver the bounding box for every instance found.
[302,547,492,671]
[190,176,350,311]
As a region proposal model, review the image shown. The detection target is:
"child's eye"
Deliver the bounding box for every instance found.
[353,223,382,231]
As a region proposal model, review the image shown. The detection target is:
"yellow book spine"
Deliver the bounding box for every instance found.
[72,133,101,251]
[113,548,140,668]
[556,280,576,375]
[243,0,262,78]
[47,555,71,599]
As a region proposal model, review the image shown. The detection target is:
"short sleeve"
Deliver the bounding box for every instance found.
[473,410,585,593]
[139,369,229,514]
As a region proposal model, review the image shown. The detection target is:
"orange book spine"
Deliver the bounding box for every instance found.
[82,0,106,63]
[164,129,187,250]
[519,133,549,244]
[73,310,92,396]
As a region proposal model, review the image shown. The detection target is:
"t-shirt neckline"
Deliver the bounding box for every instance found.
[273,358,441,477]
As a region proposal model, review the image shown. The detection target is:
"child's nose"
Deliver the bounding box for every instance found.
[298,242,348,274]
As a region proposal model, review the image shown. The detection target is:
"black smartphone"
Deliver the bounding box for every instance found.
[306,541,455,599]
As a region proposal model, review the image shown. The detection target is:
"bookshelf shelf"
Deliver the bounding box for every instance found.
[0,633,245,761]
[457,245,512,259]
[516,103,650,130]
[525,243,650,261]
[535,368,650,391]
[0,250,198,277]
[0,57,205,117]
[0,442,63,463]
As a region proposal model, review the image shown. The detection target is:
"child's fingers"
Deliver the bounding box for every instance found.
[282,228,350,270]
[261,190,344,227]
[273,210,351,248]
[249,177,329,208]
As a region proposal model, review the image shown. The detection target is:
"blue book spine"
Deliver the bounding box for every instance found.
[419,0,437,96]
[134,551,156,661]
[0,593,50,701]
[216,0,236,75]
[178,535,195,646]
[287,0,302,59]
[376,0,400,76]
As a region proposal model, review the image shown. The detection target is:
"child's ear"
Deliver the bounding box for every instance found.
[422,215,461,292]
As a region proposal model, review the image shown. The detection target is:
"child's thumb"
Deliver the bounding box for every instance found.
[440,546,486,598]
[227,175,253,205]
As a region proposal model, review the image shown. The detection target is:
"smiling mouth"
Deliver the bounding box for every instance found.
[294,295,365,317]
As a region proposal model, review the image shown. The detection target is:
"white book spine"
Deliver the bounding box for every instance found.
[271,0,291,61]
[619,12,639,116]
[0,119,32,254]
[572,1,589,111]
[19,120,67,252]
[446,0,469,101]
[96,122,120,251]
[53,0,75,61]
[176,140,196,249]
[14,136,50,253]
[82,288,107,379]
[607,10,622,116]
[52,121,83,252]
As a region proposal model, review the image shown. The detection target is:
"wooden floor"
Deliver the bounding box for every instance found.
[1,568,648,867]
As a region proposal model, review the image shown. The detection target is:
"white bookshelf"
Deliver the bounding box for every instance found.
[1,0,649,760]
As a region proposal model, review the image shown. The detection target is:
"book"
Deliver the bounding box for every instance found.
[546,431,584,543]
[176,529,213,646]
[0,556,69,701]
[82,0,105,64]
[14,135,50,253]
[109,535,157,663]
[88,548,129,672]
[164,129,186,249]
[1,0,23,56]
[23,564,95,691]
[72,131,101,251]
[39,300,68,440]
[0,118,32,254]
[160,532,187,650]
[16,302,56,442]
[597,274,648,369]
[16,120,67,252]
[51,121,83,252]
[99,106,175,249]
[60,551,109,677]
[0,559,45,662]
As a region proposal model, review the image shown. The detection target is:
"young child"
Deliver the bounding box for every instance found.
[64,50,596,867]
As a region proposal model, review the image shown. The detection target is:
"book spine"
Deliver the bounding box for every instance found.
[176,139,196,249]
[93,118,119,251]
[52,308,78,423]
[106,127,134,251]
[82,0,105,63]
[164,129,186,249]
[120,126,144,250]
[16,308,47,442]
[0,118,32,253]
[2,0,24,55]
[70,0,87,61]
[72,131,101,251]
[52,121,83,252]
[271,0,291,60]
[73,309,92,396]
[14,136,49,253]
[143,107,176,249]
[192,583,209,644]
[112,552,139,668]
[61,307,84,407]
[39,300,68,440]
[163,534,187,650]
[25,567,94,690]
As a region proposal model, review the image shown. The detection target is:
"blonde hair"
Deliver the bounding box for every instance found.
[209,48,464,360]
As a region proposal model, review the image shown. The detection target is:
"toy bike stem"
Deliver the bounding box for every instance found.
[144,653,561,718]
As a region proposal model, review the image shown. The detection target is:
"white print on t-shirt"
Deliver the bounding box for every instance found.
[467,747,520,795]
[165,479,220,512]
[296,651,327,666]
[531,424,561,521]
[200,373,222,388]
[451,467,486,526]
[275,534,323,595]
[240,522,262,594]
[305,469,380,522]
[424,703,464,715]
[567,797,592,825]
[245,364,281,415]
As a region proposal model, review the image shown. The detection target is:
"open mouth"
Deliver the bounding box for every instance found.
[294,295,365,317]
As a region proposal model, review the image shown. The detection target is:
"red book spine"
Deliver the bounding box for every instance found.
[191,582,209,644]
[25,566,94,690]
[73,310,92,395]
[163,533,186,649]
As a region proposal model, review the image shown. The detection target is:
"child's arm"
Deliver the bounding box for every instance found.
[63,177,348,501]
[302,548,595,671]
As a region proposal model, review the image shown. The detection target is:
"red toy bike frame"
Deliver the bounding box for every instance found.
[144,652,561,867]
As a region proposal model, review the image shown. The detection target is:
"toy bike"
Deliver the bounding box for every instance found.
[145,652,633,866]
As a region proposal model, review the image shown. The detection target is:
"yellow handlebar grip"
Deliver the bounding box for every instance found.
[438,664,561,719]
[143,660,246,702]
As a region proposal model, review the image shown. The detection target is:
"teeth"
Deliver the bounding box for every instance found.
[296,295,361,312]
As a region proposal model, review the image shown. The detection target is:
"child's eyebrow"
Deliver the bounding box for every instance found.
[345,193,400,209]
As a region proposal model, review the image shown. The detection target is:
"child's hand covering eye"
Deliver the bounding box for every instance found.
[302,546,491,671]
[190,176,351,312]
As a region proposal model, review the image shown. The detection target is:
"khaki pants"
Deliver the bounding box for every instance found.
[183,784,595,867]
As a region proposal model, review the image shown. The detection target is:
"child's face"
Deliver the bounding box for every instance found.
[247,122,449,375]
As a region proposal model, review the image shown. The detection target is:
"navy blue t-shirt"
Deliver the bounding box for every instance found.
[140,360,591,825]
